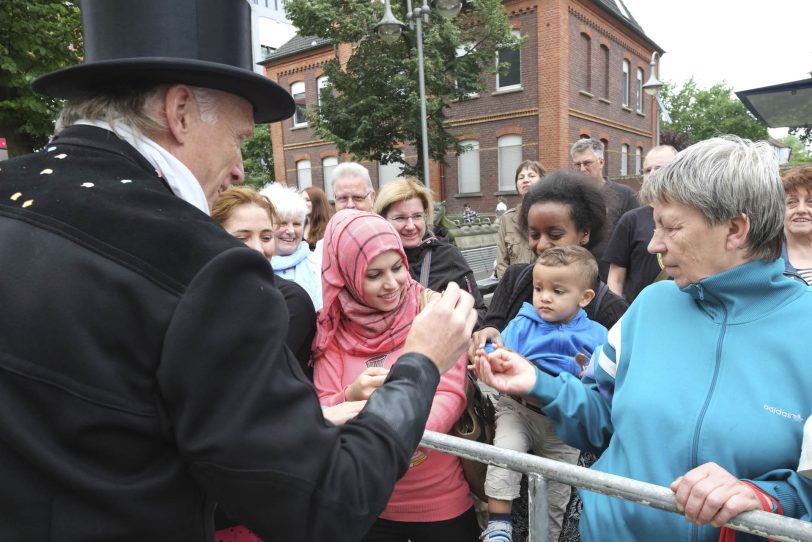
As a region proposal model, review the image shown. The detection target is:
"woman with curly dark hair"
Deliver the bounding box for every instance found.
[471,171,628,542]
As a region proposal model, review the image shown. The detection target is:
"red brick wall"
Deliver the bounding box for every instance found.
[262,0,659,205]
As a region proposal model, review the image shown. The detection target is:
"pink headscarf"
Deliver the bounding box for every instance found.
[313,210,422,359]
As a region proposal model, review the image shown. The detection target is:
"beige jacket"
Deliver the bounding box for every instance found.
[495,207,535,278]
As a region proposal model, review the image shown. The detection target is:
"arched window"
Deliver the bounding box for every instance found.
[498,135,523,191]
[322,156,337,200]
[296,159,312,189]
[636,68,644,112]
[316,76,329,108]
[291,81,307,127]
[458,140,480,194]
[622,59,630,107]
[635,147,643,175]
[581,33,592,92]
[620,144,629,176]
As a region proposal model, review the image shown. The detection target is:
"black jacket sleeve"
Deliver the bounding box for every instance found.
[158,247,440,542]
[479,263,531,332]
[275,277,316,380]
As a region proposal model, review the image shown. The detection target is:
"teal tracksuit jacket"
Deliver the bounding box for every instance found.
[529,259,812,541]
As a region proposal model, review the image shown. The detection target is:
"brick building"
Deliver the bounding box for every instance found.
[260,0,662,213]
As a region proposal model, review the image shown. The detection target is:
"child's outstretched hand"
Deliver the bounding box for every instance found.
[473,346,537,396]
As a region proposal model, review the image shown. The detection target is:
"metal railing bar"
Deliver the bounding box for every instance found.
[420,430,812,542]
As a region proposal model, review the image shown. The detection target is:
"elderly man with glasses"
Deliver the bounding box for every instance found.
[331,161,376,211]
[570,138,640,281]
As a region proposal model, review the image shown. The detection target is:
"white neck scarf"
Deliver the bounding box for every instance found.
[75,119,210,215]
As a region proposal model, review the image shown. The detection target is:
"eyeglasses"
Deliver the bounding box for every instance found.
[335,191,371,205]
[572,159,597,169]
[388,213,425,225]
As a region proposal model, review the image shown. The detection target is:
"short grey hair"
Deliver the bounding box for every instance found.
[55,85,219,137]
[260,182,307,221]
[640,135,784,261]
[570,138,604,160]
[331,162,373,192]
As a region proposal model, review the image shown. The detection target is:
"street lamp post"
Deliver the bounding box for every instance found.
[642,51,663,146]
[375,0,462,186]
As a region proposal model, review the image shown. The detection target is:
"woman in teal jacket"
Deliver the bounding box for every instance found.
[474,136,812,542]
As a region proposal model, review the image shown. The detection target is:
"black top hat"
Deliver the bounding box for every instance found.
[32,0,294,123]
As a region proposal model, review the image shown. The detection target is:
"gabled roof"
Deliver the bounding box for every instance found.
[259,35,331,65]
[593,0,663,54]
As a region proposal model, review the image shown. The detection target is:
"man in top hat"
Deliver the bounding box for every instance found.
[0,1,477,540]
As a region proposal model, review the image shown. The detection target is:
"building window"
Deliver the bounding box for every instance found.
[458,140,480,194]
[496,30,522,91]
[291,81,307,127]
[601,138,609,177]
[635,147,643,175]
[455,42,478,97]
[498,135,523,191]
[296,159,312,189]
[378,152,404,187]
[316,76,329,108]
[620,144,629,176]
[322,156,337,200]
[600,45,610,99]
[636,68,644,112]
[622,59,630,107]
[581,33,591,92]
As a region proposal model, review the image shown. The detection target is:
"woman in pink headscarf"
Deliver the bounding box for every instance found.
[313,210,478,542]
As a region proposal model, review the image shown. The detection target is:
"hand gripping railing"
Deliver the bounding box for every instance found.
[420,430,812,542]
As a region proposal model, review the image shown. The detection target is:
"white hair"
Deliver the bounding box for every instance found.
[260,182,307,221]
[570,138,604,160]
[640,135,784,261]
[55,85,219,137]
[331,162,373,192]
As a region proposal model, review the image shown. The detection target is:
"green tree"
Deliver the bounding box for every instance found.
[660,78,769,147]
[283,0,520,180]
[241,124,275,189]
[0,1,83,156]
[779,134,811,162]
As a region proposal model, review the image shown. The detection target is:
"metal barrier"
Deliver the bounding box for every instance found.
[420,430,812,542]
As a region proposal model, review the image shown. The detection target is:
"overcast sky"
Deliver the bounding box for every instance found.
[620,0,812,138]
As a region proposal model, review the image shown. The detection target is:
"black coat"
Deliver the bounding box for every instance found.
[405,235,488,326]
[0,126,439,541]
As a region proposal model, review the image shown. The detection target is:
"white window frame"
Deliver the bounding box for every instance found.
[622,59,630,107]
[496,30,522,91]
[296,159,312,189]
[458,140,481,194]
[291,81,307,127]
[498,135,523,191]
[620,144,629,176]
[455,42,479,98]
[636,68,644,112]
[378,151,404,187]
[317,76,329,108]
[635,147,642,175]
[322,156,337,200]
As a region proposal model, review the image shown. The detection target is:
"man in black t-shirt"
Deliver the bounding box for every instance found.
[604,145,678,302]
[570,138,640,281]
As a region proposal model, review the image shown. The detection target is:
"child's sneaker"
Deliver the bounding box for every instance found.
[480,520,513,542]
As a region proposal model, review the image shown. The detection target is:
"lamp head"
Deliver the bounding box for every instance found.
[376,0,405,43]
[434,0,462,18]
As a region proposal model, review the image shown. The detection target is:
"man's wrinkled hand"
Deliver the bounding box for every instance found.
[405,282,477,374]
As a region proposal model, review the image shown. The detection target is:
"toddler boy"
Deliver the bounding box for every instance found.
[479,245,608,542]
